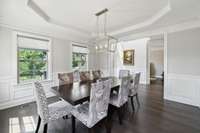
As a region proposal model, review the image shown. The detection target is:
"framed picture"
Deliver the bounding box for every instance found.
[123,49,134,65]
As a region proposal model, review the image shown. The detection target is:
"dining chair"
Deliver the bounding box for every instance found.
[80,71,91,82]
[34,82,72,133]
[58,72,73,85]
[129,73,141,112]
[109,76,131,124]
[92,70,102,79]
[73,70,80,82]
[71,79,112,133]
[119,70,130,79]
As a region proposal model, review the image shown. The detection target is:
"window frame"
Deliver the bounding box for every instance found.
[72,52,88,69]
[72,44,89,71]
[13,32,52,85]
[17,47,49,83]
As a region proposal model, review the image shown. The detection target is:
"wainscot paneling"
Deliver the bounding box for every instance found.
[0,75,57,110]
[164,73,200,107]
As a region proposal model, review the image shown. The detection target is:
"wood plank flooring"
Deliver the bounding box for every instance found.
[0,80,199,133]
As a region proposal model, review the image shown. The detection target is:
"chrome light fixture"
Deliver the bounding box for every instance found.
[94,9,118,76]
[94,8,118,53]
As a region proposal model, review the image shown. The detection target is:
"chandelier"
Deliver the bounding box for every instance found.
[94,8,118,53]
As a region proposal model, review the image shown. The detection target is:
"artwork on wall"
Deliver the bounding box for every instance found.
[123,49,134,65]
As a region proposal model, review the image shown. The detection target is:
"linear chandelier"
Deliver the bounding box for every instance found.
[94,8,118,53]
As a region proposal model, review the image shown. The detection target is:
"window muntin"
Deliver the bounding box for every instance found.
[72,52,87,69]
[18,48,48,83]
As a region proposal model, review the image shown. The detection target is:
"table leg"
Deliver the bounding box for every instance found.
[72,116,75,133]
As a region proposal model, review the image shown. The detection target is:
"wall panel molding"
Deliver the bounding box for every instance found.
[0,76,56,110]
[164,73,200,107]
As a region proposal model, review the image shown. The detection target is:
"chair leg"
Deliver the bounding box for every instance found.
[63,115,68,119]
[72,116,76,133]
[117,107,123,125]
[88,127,95,133]
[136,93,140,107]
[43,124,48,133]
[130,96,135,112]
[104,117,111,133]
[35,116,41,133]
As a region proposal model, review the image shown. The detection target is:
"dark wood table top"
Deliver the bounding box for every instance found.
[51,77,121,105]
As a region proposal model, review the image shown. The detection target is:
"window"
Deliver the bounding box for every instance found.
[17,34,51,83]
[18,48,48,82]
[72,45,88,69]
[72,52,87,68]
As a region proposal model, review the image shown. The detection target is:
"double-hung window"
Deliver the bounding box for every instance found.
[17,35,51,83]
[72,45,89,70]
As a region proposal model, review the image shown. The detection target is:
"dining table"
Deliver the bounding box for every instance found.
[51,76,121,133]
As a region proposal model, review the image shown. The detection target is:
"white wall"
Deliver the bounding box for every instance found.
[115,38,149,84]
[0,27,13,77]
[0,26,89,109]
[165,28,200,107]
[52,39,72,73]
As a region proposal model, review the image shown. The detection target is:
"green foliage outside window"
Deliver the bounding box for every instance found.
[18,48,48,82]
[72,52,87,68]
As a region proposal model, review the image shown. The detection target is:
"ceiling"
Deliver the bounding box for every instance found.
[0,0,200,42]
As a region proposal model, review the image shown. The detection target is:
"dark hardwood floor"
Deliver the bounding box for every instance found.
[0,80,200,133]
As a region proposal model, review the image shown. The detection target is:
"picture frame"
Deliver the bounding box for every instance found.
[123,49,134,65]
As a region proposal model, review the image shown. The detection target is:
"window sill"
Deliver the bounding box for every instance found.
[16,79,53,86]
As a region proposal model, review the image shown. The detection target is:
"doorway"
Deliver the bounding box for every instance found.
[148,35,164,85]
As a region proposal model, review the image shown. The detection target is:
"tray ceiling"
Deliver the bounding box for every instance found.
[0,0,200,41]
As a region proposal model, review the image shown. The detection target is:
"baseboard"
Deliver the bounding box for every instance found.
[164,94,199,107]
[155,76,163,79]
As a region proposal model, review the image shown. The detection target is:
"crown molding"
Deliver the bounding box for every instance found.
[0,22,89,43]
[110,2,171,36]
[118,19,200,41]
[27,0,91,36]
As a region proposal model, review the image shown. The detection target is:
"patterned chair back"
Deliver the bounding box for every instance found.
[34,82,49,124]
[87,79,112,127]
[92,70,102,79]
[73,70,80,82]
[129,73,140,96]
[80,71,91,82]
[134,73,141,91]
[58,72,73,85]
[117,76,131,107]
[119,70,130,79]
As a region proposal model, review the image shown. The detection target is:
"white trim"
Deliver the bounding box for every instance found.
[167,73,200,80]
[119,19,200,41]
[27,0,90,35]
[155,76,163,79]
[163,32,168,99]
[0,75,56,110]
[71,42,89,71]
[0,91,55,110]
[0,22,89,43]
[12,31,53,85]
[111,2,171,36]
[164,73,200,107]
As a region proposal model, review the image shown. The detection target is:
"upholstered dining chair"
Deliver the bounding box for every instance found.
[71,79,112,133]
[128,73,141,112]
[109,76,131,124]
[34,82,72,133]
[119,70,130,79]
[92,70,102,79]
[80,71,91,82]
[58,72,73,85]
